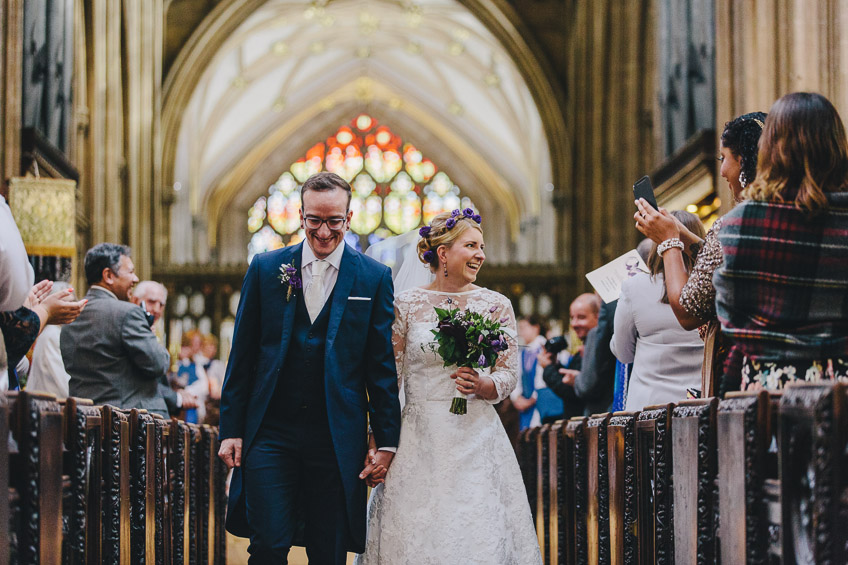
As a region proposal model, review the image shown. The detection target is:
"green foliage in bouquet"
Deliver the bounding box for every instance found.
[425,305,511,414]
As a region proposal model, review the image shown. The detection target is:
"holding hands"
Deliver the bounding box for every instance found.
[360,433,394,487]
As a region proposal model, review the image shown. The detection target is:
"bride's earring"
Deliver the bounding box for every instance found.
[739,171,747,189]
[443,263,448,277]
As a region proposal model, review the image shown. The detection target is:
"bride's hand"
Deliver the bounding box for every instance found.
[452,367,497,400]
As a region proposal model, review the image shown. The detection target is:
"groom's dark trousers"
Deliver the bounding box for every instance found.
[244,290,347,563]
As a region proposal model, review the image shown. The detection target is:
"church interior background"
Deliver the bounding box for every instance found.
[4,0,847,360]
[2,0,848,561]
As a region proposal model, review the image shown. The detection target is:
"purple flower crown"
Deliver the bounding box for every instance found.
[418,209,481,264]
[418,208,481,238]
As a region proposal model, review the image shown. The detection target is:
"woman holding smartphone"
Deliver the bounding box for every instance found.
[634,111,766,396]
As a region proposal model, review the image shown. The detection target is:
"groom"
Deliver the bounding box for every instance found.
[218,172,401,563]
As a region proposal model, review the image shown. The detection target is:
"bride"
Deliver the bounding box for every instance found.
[356,210,541,564]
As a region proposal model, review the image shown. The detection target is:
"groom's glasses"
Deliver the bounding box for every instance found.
[303,215,348,231]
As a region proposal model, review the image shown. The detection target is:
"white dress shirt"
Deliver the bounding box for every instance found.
[301,241,397,453]
[301,239,345,310]
[0,195,34,311]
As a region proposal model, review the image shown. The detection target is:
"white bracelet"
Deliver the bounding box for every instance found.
[657,238,684,255]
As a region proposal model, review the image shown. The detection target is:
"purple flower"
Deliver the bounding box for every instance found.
[290,275,303,289]
[451,209,461,217]
[478,334,485,344]
[499,317,509,324]
[489,305,498,313]
[491,339,501,350]
[422,250,435,263]
[285,266,297,275]
[472,214,482,224]
[463,208,474,217]
[478,354,488,368]
[419,225,431,237]
[445,218,457,229]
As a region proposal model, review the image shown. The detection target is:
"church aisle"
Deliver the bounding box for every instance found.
[227,534,356,564]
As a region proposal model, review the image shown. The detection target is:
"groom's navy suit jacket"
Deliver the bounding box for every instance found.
[219,241,401,546]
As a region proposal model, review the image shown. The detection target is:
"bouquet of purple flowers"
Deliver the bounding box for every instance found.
[427,305,510,415]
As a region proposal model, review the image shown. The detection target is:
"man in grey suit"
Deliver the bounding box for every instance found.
[60,243,171,417]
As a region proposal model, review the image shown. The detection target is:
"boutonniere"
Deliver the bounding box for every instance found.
[278,263,303,302]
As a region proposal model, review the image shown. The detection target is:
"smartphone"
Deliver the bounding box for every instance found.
[633,175,659,210]
[140,300,155,328]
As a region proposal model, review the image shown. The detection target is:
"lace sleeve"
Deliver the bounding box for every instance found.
[486,294,519,403]
[680,218,723,321]
[391,298,407,389]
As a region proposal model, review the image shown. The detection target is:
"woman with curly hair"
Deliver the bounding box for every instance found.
[634,111,767,396]
[714,93,848,391]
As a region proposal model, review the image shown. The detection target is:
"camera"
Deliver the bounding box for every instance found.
[544,335,568,355]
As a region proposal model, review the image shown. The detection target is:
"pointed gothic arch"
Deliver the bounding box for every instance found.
[160,0,569,266]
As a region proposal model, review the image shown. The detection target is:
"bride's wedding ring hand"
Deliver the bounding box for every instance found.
[452,367,480,395]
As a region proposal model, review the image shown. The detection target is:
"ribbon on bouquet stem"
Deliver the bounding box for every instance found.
[450,387,468,415]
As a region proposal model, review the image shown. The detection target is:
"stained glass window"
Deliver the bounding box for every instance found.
[246,114,476,261]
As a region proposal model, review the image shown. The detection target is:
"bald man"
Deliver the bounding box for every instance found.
[539,293,601,419]
[131,280,198,414]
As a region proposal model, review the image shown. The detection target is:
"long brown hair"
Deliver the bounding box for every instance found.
[745,92,848,215]
[646,210,706,304]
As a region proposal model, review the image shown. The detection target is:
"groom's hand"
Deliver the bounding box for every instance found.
[218,438,243,468]
[359,449,394,486]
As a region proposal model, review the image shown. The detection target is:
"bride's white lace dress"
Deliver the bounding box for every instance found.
[356,287,542,565]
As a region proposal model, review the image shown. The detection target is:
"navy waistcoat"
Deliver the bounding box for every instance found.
[271,287,335,425]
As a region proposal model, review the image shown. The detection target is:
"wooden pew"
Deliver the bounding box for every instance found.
[213,431,227,565]
[779,382,848,564]
[130,409,157,564]
[200,425,225,565]
[152,415,170,565]
[521,427,539,523]
[170,420,190,565]
[0,395,8,565]
[672,398,718,564]
[547,420,565,564]
[62,397,103,564]
[102,405,131,564]
[537,423,551,564]
[187,424,202,564]
[565,416,589,564]
[607,411,639,565]
[586,413,611,565]
[7,391,64,564]
[717,390,776,564]
[635,404,674,565]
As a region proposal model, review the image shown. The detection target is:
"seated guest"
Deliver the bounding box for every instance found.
[60,243,171,417]
[28,282,75,397]
[543,293,600,417]
[510,315,552,429]
[715,92,848,390]
[131,279,197,415]
[611,211,706,410]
